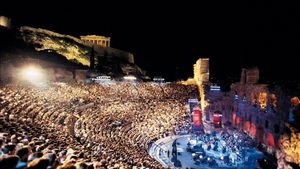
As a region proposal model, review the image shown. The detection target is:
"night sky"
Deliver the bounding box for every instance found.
[1,1,300,82]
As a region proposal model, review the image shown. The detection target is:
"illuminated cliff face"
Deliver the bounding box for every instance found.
[19,26,90,66]
[18,27,137,68]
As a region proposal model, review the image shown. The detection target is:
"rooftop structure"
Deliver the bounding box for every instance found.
[80,35,111,47]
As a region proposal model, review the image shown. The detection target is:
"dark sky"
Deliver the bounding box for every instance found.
[1,1,300,82]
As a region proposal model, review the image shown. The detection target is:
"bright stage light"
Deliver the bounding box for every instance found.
[19,66,47,85]
[123,75,137,80]
[24,67,41,78]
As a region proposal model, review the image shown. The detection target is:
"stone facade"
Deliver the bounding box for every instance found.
[202,78,290,152]
[80,35,111,47]
[240,67,259,84]
[193,58,209,85]
[192,60,290,152]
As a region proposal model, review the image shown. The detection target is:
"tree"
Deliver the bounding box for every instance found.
[90,46,95,70]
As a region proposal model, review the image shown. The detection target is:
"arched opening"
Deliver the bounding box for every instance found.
[267,132,275,147]
[213,111,222,128]
[245,121,251,132]
[257,126,265,144]
[250,123,256,138]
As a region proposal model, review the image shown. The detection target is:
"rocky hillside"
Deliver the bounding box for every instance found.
[0,26,149,80]
[19,26,91,66]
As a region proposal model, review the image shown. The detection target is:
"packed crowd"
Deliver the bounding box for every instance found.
[218,130,256,153]
[0,82,198,169]
[189,129,257,165]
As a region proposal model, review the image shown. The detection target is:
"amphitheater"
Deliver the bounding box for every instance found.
[0,82,198,169]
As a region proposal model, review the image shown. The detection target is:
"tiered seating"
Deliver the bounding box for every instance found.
[0,82,198,168]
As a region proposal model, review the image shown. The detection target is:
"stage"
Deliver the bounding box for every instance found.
[149,130,264,169]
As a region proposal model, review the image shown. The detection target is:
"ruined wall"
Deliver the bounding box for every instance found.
[204,83,289,152]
